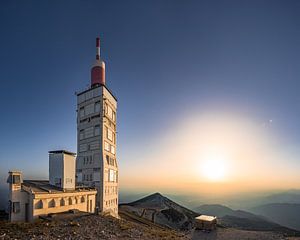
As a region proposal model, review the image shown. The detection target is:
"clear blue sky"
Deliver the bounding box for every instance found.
[1,0,300,197]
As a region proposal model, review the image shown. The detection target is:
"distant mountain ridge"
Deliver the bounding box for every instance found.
[120,192,198,230]
[194,204,262,219]
[251,203,300,231]
[194,203,300,235]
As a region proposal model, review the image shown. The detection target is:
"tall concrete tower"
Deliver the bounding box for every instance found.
[76,38,118,216]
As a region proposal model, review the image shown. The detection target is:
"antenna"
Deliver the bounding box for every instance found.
[96,37,100,60]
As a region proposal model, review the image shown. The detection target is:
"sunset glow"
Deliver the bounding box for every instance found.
[201,154,228,181]
[121,110,300,195]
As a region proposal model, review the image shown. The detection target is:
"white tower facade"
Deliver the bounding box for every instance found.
[76,38,118,216]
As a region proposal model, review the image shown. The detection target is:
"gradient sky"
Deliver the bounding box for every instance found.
[1,0,300,198]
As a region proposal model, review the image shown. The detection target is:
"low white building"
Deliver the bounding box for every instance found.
[8,150,97,222]
[195,215,217,230]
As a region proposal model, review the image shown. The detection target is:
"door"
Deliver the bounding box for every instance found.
[90,200,92,212]
[25,203,29,222]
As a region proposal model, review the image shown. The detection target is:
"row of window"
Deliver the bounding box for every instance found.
[83,156,93,165]
[77,87,101,104]
[79,102,116,123]
[79,125,100,140]
[35,196,86,210]
[105,186,118,195]
[106,155,117,167]
[104,126,116,143]
[79,101,101,118]
[104,103,116,122]
[104,141,115,155]
[79,141,100,152]
[83,174,93,182]
[105,198,118,207]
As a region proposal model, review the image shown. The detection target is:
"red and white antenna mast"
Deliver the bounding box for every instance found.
[91,37,105,87]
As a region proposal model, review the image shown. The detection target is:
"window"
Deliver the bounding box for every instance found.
[79,130,84,140]
[85,103,94,115]
[89,156,93,164]
[60,198,65,206]
[111,145,115,155]
[112,111,116,122]
[81,196,85,203]
[104,103,108,114]
[109,158,114,166]
[35,200,43,209]
[106,155,109,165]
[85,90,93,100]
[80,107,84,118]
[95,101,101,112]
[90,141,100,150]
[109,169,116,182]
[13,175,21,184]
[85,127,94,138]
[107,128,113,141]
[68,198,72,205]
[7,175,21,184]
[104,141,110,152]
[107,105,113,119]
[48,199,55,208]
[12,202,20,213]
[94,125,100,136]
[79,144,88,152]
[90,174,93,181]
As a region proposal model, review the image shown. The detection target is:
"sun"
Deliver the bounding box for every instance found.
[201,155,228,181]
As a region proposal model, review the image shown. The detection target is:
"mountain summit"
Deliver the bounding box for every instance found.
[120,192,198,230]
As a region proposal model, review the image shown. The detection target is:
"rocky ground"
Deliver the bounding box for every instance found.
[0,213,187,240]
[1,212,300,240]
[191,228,300,240]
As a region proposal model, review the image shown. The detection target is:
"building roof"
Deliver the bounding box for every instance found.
[48,150,76,156]
[22,180,96,194]
[195,215,217,222]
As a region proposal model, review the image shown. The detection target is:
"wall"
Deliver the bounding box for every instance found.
[63,154,75,190]
[9,182,29,222]
[49,154,63,187]
[33,191,96,220]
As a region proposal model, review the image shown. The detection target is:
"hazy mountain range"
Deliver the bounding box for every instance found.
[250,203,300,231]
[120,192,300,237]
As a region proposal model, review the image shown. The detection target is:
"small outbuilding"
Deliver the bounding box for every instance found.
[194,215,217,231]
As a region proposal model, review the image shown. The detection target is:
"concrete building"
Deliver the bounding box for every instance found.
[8,151,97,222]
[76,38,118,216]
